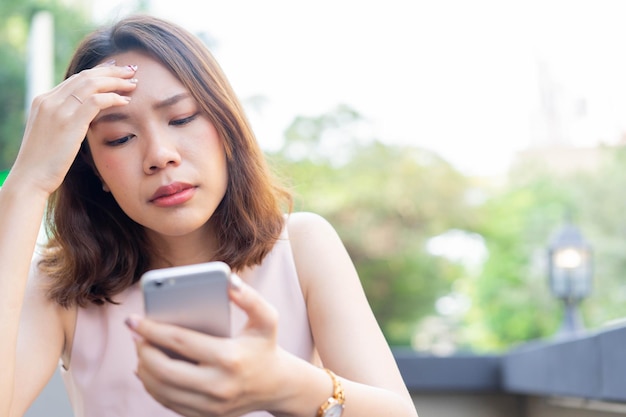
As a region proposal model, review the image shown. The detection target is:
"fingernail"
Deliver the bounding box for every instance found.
[121,96,132,103]
[128,78,138,84]
[125,315,141,330]
[129,329,143,342]
[127,64,138,72]
[230,273,243,291]
[104,59,116,66]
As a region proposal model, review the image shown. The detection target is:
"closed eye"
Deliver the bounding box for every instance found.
[106,135,134,146]
[170,113,199,126]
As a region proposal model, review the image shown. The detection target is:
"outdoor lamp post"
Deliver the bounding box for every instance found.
[547,222,592,338]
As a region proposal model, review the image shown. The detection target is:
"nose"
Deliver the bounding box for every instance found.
[142,129,181,174]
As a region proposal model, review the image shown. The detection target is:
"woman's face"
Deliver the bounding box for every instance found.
[87,51,228,239]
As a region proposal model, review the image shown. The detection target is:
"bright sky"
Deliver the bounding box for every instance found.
[91,0,626,176]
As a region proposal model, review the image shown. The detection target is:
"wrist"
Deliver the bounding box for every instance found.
[268,356,333,417]
[0,175,50,220]
[1,169,55,201]
[316,368,345,417]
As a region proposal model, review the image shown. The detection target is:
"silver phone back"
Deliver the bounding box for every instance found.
[141,261,231,338]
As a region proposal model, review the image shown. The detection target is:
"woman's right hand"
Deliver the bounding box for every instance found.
[8,60,138,196]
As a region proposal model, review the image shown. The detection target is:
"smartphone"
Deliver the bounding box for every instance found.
[140,261,232,360]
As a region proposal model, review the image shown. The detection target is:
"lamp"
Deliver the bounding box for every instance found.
[547,222,592,337]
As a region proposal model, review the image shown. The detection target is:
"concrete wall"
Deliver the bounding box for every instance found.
[25,368,626,417]
[25,325,626,417]
[412,393,524,417]
[525,396,626,417]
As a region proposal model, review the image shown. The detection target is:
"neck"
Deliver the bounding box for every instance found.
[146,222,218,269]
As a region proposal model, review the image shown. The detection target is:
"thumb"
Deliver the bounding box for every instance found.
[229,273,278,339]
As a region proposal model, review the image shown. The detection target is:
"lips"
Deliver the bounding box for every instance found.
[149,182,196,207]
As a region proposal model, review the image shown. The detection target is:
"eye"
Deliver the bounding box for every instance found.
[170,113,199,126]
[106,134,134,146]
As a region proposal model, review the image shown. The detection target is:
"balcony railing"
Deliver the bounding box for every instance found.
[26,323,626,416]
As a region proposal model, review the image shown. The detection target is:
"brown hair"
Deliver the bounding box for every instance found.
[41,14,292,307]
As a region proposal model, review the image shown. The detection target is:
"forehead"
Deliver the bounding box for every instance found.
[89,51,195,129]
[110,51,187,101]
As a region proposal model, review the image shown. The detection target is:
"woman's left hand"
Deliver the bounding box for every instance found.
[127,275,288,417]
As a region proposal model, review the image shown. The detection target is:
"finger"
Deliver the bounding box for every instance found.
[55,62,138,106]
[134,343,216,414]
[63,71,138,107]
[229,274,278,338]
[55,66,136,101]
[55,77,137,132]
[59,92,133,125]
[134,335,242,412]
[134,337,208,391]
[67,61,138,82]
[136,345,243,417]
[127,315,233,365]
[138,371,223,417]
[67,90,134,122]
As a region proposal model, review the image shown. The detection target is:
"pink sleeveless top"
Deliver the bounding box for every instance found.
[60,226,315,417]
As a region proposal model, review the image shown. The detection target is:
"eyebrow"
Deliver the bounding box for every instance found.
[91,92,192,127]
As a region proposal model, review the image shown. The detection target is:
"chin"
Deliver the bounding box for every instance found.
[144,217,213,239]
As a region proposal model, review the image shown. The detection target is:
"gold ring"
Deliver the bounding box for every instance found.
[70,94,83,104]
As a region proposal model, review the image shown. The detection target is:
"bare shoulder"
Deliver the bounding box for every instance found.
[286,212,346,268]
[285,213,413,405]
[286,212,356,299]
[286,211,338,241]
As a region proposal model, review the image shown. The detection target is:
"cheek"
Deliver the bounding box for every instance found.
[207,143,228,181]
[93,154,130,187]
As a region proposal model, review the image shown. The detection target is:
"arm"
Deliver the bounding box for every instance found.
[288,212,418,417]
[130,212,418,417]
[7,259,72,417]
[0,62,138,415]
[0,177,52,416]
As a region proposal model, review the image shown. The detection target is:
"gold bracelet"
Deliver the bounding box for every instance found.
[317,368,345,417]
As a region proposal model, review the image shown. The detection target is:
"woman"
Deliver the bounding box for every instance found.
[0,14,418,417]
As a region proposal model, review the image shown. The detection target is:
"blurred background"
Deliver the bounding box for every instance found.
[3,0,626,354]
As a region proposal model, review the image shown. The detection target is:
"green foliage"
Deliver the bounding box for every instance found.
[463,147,626,351]
[566,148,626,326]
[463,178,568,351]
[270,106,477,345]
[0,40,25,169]
[0,0,93,170]
[272,105,626,351]
[4,2,626,353]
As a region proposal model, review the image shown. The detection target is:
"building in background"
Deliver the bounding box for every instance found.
[513,58,626,175]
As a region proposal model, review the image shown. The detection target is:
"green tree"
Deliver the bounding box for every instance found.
[462,175,568,351]
[462,147,626,351]
[0,0,94,170]
[270,105,477,345]
[275,106,626,350]
[566,147,626,326]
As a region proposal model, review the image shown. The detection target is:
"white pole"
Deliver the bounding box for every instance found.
[26,11,54,116]
[25,11,54,245]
